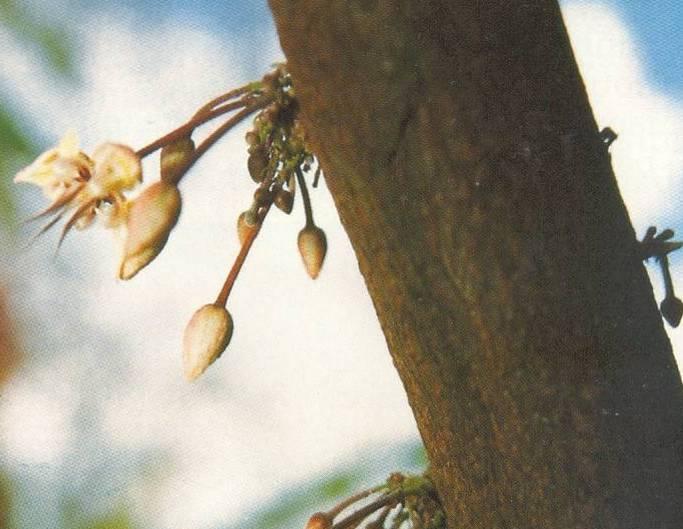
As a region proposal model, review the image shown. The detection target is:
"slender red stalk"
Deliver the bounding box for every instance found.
[192,83,257,119]
[215,203,272,307]
[165,98,272,186]
[136,99,249,159]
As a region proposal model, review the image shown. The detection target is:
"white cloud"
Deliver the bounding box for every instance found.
[0,375,75,465]
[3,14,416,529]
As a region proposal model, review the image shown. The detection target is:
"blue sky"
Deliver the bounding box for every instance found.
[613,0,683,92]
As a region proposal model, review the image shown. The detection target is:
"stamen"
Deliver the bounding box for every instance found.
[22,183,85,223]
[56,199,97,252]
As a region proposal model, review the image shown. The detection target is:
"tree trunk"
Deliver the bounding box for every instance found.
[268,2,683,528]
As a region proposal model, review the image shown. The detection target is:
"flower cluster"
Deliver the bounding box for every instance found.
[303,473,445,529]
[16,64,328,381]
[16,129,140,237]
[15,128,187,280]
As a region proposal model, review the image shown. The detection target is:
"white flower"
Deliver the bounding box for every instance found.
[15,130,142,243]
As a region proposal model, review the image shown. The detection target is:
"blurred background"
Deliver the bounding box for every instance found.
[0,1,681,528]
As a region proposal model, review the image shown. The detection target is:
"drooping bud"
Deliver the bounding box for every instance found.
[305,513,332,529]
[160,136,195,184]
[661,296,683,327]
[274,188,294,214]
[118,181,181,280]
[182,304,233,381]
[237,210,258,246]
[298,225,327,279]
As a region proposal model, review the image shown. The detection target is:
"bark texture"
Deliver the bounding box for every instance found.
[268,2,683,528]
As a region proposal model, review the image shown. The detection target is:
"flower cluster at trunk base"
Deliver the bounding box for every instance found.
[15,64,328,381]
[304,473,445,529]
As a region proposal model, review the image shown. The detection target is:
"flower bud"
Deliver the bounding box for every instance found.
[305,513,332,529]
[245,130,259,146]
[661,296,683,328]
[261,70,280,93]
[160,137,195,184]
[118,181,181,280]
[253,187,273,206]
[274,188,294,214]
[298,225,327,279]
[183,304,233,381]
[247,146,269,183]
[237,210,258,246]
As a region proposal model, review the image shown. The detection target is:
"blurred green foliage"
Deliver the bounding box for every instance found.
[0,471,14,529]
[0,0,75,76]
[222,440,427,529]
[0,0,76,227]
[80,510,135,529]
[0,104,36,226]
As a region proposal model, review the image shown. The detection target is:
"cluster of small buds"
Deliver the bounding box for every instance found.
[15,63,329,381]
[303,473,445,529]
[640,226,683,327]
[239,65,327,280]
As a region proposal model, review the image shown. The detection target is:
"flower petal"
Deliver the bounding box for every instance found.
[91,143,142,195]
[57,129,81,158]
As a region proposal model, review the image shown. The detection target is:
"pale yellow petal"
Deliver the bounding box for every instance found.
[57,129,80,158]
[91,143,142,195]
[13,149,58,185]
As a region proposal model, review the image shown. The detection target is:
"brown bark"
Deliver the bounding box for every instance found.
[268,2,683,528]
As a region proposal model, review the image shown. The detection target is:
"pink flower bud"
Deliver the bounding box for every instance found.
[118,181,181,280]
[183,304,234,381]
